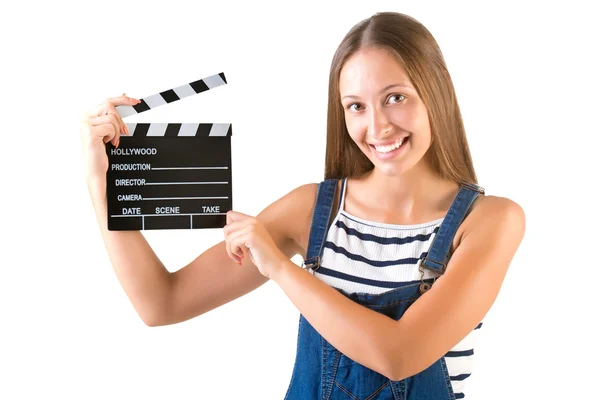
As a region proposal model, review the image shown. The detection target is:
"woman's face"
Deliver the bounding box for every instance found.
[339,47,432,176]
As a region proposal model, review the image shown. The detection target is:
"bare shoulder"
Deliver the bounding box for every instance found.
[259,180,346,261]
[462,194,526,248]
[264,182,320,260]
[473,195,525,225]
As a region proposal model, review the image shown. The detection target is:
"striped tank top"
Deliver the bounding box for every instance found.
[311,177,481,399]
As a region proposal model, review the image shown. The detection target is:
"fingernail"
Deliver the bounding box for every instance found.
[125,125,129,135]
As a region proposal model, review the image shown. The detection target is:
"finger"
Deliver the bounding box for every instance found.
[224,239,236,264]
[106,92,142,107]
[226,210,234,225]
[226,210,250,223]
[88,114,123,136]
[81,121,116,145]
[103,109,124,145]
[223,219,246,236]
[86,94,140,119]
[86,101,115,119]
[224,228,242,264]
[88,98,132,144]
[228,227,250,260]
[224,221,246,264]
[87,103,123,143]
[225,229,243,261]
[87,114,122,146]
[226,240,242,265]
[98,124,117,145]
[88,114,116,126]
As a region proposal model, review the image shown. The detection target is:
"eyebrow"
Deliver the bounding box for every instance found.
[341,83,414,100]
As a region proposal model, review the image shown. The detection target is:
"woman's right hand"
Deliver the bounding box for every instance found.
[80,93,141,185]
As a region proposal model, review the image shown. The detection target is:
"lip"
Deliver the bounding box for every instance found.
[368,136,410,147]
[369,137,409,161]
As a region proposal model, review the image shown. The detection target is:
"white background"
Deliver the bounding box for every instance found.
[1,0,598,398]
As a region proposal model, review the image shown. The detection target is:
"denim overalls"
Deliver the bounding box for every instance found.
[284,178,484,400]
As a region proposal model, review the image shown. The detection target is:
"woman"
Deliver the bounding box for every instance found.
[81,11,525,400]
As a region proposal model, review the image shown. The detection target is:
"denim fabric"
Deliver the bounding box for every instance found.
[284,178,484,400]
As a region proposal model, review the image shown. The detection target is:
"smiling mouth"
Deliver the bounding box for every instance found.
[369,136,408,153]
[367,136,410,161]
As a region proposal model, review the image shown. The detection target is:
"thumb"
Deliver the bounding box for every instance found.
[226,210,249,223]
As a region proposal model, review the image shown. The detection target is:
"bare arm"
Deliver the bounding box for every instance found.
[81,94,305,327]
[88,176,305,327]
[270,196,526,380]
[88,177,173,326]
[164,185,306,326]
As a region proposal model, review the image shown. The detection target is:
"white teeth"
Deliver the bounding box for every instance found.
[374,137,406,153]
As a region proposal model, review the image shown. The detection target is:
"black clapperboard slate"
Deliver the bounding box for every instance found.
[106,73,232,231]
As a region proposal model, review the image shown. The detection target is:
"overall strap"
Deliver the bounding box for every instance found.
[301,179,338,271]
[419,182,485,275]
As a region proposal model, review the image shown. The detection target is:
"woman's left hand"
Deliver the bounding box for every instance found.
[223,210,288,280]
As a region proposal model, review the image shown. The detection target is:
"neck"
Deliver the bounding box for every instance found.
[359,158,458,221]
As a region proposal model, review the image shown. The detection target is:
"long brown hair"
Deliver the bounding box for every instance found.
[324,12,478,186]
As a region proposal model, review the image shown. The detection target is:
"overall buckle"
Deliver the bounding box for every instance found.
[418,256,443,294]
[301,256,321,271]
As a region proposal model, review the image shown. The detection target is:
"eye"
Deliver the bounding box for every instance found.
[347,103,364,112]
[387,94,406,104]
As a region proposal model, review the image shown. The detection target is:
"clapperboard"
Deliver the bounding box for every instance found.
[106,73,232,231]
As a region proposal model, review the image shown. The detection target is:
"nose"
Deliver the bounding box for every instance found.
[367,107,392,139]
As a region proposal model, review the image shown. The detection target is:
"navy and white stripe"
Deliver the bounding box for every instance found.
[313,177,482,399]
[315,214,444,294]
[116,72,227,118]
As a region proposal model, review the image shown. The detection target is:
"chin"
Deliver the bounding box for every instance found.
[372,161,411,177]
